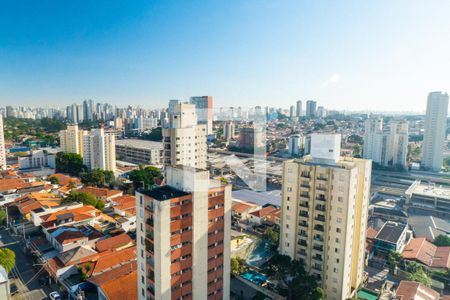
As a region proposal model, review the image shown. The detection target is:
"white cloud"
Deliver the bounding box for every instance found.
[323,73,341,87]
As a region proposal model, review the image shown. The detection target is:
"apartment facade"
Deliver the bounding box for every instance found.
[422,91,449,171]
[59,124,86,156]
[279,136,371,300]
[363,117,408,169]
[115,139,163,165]
[136,166,231,300]
[82,128,116,172]
[162,103,207,169]
[0,115,6,170]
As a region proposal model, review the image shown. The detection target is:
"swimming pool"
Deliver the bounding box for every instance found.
[246,240,275,267]
[241,270,268,285]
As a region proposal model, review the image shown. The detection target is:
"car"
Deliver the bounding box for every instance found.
[10,282,18,295]
[49,291,61,300]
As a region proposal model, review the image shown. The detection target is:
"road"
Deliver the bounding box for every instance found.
[0,229,48,300]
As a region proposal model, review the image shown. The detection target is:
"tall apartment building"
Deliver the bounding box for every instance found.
[224,121,235,141]
[422,91,449,171]
[280,134,371,300]
[363,118,408,169]
[59,124,86,156]
[306,100,317,118]
[82,128,116,172]
[190,96,213,135]
[0,115,6,170]
[162,103,207,169]
[289,105,295,119]
[237,126,264,150]
[136,99,231,300]
[296,100,302,117]
[136,166,231,300]
[288,134,304,157]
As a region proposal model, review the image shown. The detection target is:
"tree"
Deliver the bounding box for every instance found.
[80,169,114,187]
[407,265,432,287]
[388,251,401,273]
[264,227,279,243]
[0,248,16,273]
[231,257,248,277]
[433,234,450,246]
[56,152,85,176]
[49,176,59,185]
[128,165,163,189]
[0,209,6,225]
[64,191,105,210]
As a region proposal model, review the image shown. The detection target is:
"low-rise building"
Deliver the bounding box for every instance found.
[405,180,450,218]
[115,139,163,165]
[373,221,409,255]
[18,149,56,170]
[47,224,104,252]
[248,204,281,226]
[401,237,450,270]
[395,280,440,300]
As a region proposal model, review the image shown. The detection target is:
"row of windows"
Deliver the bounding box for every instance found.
[171,213,191,222]
[172,254,192,264]
[171,241,192,251]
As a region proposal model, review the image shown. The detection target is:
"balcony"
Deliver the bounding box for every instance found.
[298,239,307,247]
[298,221,308,228]
[145,239,154,253]
[146,232,154,241]
[315,205,326,212]
[299,231,308,238]
[314,225,324,232]
[145,204,154,212]
[313,244,323,251]
[313,255,323,262]
[315,215,325,222]
[299,211,309,218]
[312,264,322,271]
[301,173,310,179]
[298,250,307,257]
[300,183,311,189]
[313,235,323,242]
[315,195,326,202]
[316,176,328,181]
[299,193,310,199]
[316,185,327,192]
[146,217,154,227]
[299,202,309,208]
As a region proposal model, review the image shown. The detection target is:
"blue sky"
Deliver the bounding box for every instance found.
[1,0,449,111]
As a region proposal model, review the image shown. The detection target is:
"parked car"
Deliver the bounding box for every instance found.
[49,291,61,300]
[10,282,18,295]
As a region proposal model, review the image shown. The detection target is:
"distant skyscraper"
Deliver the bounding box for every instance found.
[224,121,235,141]
[190,96,213,135]
[5,106,14,118]
[317,106,327,118]
[306,100,317,117]
[280,134,371,300]
[168,99,180,115]
[296,100,302,117]
[59,124,86,156]
[289,105,295,119]
[163,103,207,169]
[0,115,6,170]
[422,92,449,171]
[82,127,116,172]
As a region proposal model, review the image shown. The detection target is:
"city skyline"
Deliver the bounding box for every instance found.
[1,1,450,111]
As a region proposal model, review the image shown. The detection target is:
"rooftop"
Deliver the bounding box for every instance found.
[115,139,163,150]
[396,280,440,300]
[407,180,450,201]
[375,221,407,244]
[140,185,190,201]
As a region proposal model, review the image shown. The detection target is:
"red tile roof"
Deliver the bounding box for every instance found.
[401,237,450,269]
[49,174,81,186]
[98,270,137,300]
[78,187,123,199]
[396,281,440,300]
[96,233,133,252]
[232,201,259,214]
[366,227,378,240]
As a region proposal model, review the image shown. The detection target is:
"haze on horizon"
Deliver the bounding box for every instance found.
[1,0,449,112]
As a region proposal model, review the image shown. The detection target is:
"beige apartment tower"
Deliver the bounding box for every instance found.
[82,128,116,172]
[163,103,207,169]
[59,124,86,156]
[280,134,371,300]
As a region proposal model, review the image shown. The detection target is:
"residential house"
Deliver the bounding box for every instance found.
[395,281,440,300]
[401,237,450,270]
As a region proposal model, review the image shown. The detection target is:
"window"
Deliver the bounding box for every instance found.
[336,228,341,233]
[337,217,342,224]
[338,196,343,203]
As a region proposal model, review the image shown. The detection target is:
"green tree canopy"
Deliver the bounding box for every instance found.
[433,234,450,246]
[64,191,105,210]
[407,265,432,287]
[56,152,85,176]
[0,209,7,225]
[80,169,115,187]
[0,248,16,273]
[49,176,59,185]
[128,165,163,189]
[231,257,248,277]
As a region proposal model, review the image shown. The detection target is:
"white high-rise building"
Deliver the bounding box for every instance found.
[224,121,235,141]
[82,127,116,172]
[422,92,449,171]
[59,124,86,156]
[163,103,207,169]
[280,134,371,300]
[296,100,302,117]
[0,115,6,170]
[363,118,409,170]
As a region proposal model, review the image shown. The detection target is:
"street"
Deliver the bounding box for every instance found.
[0,229,48,300]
